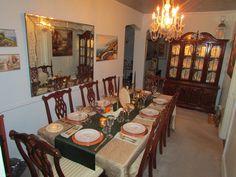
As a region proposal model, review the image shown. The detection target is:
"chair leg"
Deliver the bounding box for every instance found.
[149,156,153,177]
[163,126,167,147]
[159,136,163,154]
[153,144,157,169]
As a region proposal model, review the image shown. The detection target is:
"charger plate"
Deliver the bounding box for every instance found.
[72,129,104,146]
[153,98,168,105]
[67,111,88,122]
[121,122,147,137]
[46,123,64,133]
[119,88,130,108]
[139,108,159,118]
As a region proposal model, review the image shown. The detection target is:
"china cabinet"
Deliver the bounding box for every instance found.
[163,32,228,112]
[78,31,94,83]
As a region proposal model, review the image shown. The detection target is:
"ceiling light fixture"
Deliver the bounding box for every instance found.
[150,0,184,41]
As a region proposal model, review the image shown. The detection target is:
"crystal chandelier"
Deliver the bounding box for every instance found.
[150,0,184,41]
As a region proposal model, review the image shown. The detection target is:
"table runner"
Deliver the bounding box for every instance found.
[54,104,144,170]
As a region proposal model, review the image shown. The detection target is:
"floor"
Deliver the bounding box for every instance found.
[20,107,223,177]
[150,107,223,177]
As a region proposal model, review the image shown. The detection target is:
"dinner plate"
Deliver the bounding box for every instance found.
[140,108,159,117]
[152,92,160,98]
[121,122,147,136]
[143,90,152,96]
[153,98,168,105]
[46,123,63,133]
[72,129,104,146]
[119,87,130,108]
[67,111,88,122]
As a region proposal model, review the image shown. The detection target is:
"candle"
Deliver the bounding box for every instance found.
[99,117,107,128]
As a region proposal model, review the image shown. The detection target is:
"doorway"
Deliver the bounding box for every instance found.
[123,25,135,88]
[144,31,169,78]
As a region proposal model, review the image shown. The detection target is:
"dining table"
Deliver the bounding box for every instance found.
[38,93,174,177]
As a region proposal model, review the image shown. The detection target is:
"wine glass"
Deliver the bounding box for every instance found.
[107,115,115,138]
[151,85,157,94]
[125,103,133,122]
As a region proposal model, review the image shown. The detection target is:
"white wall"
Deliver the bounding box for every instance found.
[222,99,236,177]
[0,0,143,158]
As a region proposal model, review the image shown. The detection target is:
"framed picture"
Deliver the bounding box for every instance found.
[96,34,118,61]
[52,29,73,56]
[0,54,20,72]
[227,34,236,78]
[0,29,17,47]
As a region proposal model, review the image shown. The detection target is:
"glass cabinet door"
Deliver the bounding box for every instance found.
[169,44,180,78]
[206,45,221,83]
[181,44,193,80]
[192,44,206,82]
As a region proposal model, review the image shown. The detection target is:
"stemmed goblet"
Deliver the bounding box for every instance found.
[106,115,115,138]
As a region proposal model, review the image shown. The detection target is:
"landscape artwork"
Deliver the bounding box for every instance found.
[52,29,73,56]
[0,29,17,47]
[96,34,118,61]
[0,54,20,72]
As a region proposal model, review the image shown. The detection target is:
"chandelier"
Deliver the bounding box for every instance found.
[150,0,184,41]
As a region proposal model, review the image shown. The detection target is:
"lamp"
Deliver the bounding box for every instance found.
[216,16,226,39]
[150,0,184,41]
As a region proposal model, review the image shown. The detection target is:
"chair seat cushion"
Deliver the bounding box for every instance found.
[54,157,103,177]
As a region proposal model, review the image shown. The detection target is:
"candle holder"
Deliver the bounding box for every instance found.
[99,117,107,128]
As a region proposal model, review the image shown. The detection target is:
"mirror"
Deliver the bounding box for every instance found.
[25,13,94,96]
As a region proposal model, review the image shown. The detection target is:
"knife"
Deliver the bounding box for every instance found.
[94,137,107,151]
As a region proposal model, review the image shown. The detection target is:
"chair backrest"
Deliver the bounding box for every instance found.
[0,115,12,177]
[42,88,74,124]
[102,76,119,97]
[145,75,166,93]
[79,81,100,107]
[38,65,53,77]
[136,114,161,177]
[9,130,64,177]
[51,76,71,91]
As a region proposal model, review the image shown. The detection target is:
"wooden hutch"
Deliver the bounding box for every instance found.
[78,30,94,83]
[163,32,228,113]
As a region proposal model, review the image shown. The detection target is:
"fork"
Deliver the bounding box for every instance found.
[120,133,137,143]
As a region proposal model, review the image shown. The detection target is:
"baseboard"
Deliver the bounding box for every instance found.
[221,155,227,177]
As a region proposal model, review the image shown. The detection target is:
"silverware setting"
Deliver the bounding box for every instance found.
[119,133,137,143]
[95,137,107,151]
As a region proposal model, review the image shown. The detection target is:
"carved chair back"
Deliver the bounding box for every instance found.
[0,115,12,177]
[136,115,161,177]
[38,65,53,77]
[42,88,74,124]
[9,130,64,177]
[79,81,100,107]
[51,76,70,91]
[145,75,166,93]
[102,76,119,97]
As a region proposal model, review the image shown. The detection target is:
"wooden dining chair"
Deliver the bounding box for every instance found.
[136,116,161,177]
[79,80,100,107]
[9,130,104,177]
[42,88,74,124]
[145,75,166,93]
[102,76,119,97]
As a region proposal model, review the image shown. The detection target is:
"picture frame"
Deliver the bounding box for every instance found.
[0,29,17,47]
[0,54,20,72]
[52,29,73,56]
[227,34,236,78]
[96,34,118,61]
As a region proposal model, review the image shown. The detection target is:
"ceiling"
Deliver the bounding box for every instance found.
[114,0,236,13]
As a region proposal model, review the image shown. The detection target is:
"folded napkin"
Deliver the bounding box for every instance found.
[102,108,123,119]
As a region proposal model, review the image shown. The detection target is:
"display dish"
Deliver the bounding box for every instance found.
[153,98,168,105]
[119,87,130,108]
[66,111,88,122]
[72,129,104,146]
[139,108,159,118]
[46,123,64,133]
[121,122,147,137]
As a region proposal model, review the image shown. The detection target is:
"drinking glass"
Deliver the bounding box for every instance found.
[117,110,126,123]
[151,86,157,94]
[107,115,115,138]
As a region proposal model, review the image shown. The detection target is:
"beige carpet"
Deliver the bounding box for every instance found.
[150,107,223,177]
